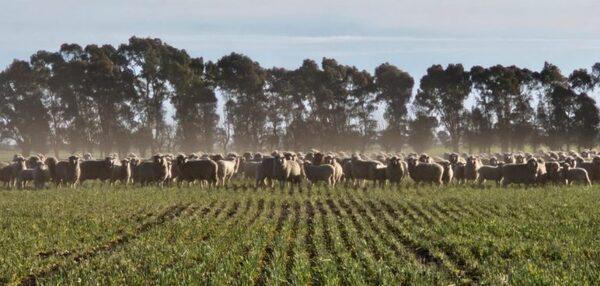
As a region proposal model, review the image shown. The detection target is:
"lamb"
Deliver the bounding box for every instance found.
[501,158,539,187]
[477,163,504,186]
[386,156,407,185]
[132,155,171,186]
[561,163,591,186]
[172,155,219,187]
[406,157,443,185]
[272,154,304,188]
[303,162,336,186]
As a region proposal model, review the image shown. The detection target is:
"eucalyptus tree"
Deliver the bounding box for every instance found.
[0,60,50,155]
[415,64,471,152]
[471,65,535,151]
[408,112,437,153]
[569,68,599,149]
[118,37,173,155]
[374,63,414,151]
[215,53,267,151]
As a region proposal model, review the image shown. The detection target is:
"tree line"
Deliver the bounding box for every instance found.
[1,36,599,157]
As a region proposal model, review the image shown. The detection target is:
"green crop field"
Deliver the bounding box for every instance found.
[1,183,599,285]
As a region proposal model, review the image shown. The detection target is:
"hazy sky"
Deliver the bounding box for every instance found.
[2,0,599,126]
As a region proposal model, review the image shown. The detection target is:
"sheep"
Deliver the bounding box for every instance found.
[242,152,253,162]
[350,155,382,187]
[241,160,261,180]
[14,157,34,189]
[563,156,576,168]
[303,162,336,186]
[561,163,591,186]
[453,162,466,184]
[439,160,454,185]
[386,156,407,186]
[171,155,219,187]
[26,155,41,169]
[83,153,94,161]
[477,163,504,186]
[374,165,388,187]
[272,154,303,188]
[33,161,50,189]
[45,156,81,187]
[0,162,12,187]
[110,158,132,185]
[132,155,170,186]
[501,158,539,187]
[406,157,443,185]
[323,155,344,184]
[464,156,481,181]
[210,154,224,161]
[575,156,600,182]
[312,152,325,165]
[418,154,433,164]
[217,156,241,186]
[341,158,353,183]
[503,154,515,164]
[256,157,277,187]
[515,154,525,164]
[449,153,466,166]
[539,161,563,185]
[80,157,115,184]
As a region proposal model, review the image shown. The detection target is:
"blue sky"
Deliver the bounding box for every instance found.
[2,0,599,126]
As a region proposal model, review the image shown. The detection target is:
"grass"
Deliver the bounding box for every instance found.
[1,181,600,285]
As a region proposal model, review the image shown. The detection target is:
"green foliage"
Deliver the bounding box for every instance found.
[2,182,600,284]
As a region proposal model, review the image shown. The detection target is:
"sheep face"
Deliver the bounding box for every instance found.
[419,154,431,163]
[323,155,336,165]
[406,157,418,168]
[547,162,560,174]
[312,153,324,165]
[526,159,538,174]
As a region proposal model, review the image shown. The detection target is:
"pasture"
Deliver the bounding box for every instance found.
[1,183,599,285]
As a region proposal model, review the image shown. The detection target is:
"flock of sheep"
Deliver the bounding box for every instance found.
[0,149,598,190]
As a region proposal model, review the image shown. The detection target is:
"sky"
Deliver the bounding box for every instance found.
[1,0,599,127]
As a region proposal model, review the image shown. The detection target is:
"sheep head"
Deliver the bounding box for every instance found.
[526,158,538,174]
